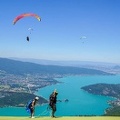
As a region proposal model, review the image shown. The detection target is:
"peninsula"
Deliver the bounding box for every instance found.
[81,83,120,115]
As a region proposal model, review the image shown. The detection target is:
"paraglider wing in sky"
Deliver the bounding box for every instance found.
[80,36,87,43]
[13,13,41,25]
[28,28,33,31]
[80,36,87,39]
[28,28,33,34]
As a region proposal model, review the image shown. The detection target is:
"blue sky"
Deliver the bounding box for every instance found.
[0,0,120,64]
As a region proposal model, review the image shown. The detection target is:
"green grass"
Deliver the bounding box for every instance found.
[0,116,120,120]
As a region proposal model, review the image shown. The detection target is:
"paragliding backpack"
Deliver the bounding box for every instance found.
[26,99,33,113]
[49,93,55,107]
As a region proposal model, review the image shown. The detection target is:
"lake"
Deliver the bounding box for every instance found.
[0,75,120,116]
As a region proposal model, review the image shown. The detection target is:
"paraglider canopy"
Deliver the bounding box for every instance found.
[28,28,33,34]
[28,28,33,31]
[13,13,41,25]
[80,36,87,39]
[80,36,87,43]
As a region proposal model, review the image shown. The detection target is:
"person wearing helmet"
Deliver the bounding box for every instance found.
[29,96,39,118]
[49,89,58,117]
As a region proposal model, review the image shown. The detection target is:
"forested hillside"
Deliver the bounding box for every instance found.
[0,58,111,76]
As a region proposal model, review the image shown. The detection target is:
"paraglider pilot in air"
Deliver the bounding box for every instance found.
[49,89,58,117]
[26,36,29,41]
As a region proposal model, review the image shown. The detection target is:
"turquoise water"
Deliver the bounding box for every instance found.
[0,75,120,116]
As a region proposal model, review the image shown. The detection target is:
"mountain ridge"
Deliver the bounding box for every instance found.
[0,57,112,76]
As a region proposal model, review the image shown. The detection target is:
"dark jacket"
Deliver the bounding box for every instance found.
[49,92,57,106]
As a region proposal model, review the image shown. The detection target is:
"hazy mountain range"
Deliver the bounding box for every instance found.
[9,57,119,66]
[9,57,120,74]
[0,57,113,76]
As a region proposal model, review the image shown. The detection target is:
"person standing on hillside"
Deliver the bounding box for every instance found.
[28,96,39,118]
[49,89,58,117]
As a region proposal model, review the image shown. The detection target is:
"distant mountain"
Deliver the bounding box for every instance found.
[0,58,112,76]
[9,57,120,74]
[113,65,120,69]
[10,57,118,67]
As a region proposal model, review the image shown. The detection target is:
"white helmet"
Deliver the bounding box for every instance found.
[54,89,58,94]
[35,96,39,100]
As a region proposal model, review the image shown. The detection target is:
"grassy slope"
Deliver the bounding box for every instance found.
[0,116,120,120]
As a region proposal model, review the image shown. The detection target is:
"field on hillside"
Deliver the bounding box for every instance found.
[0,116,120,120]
